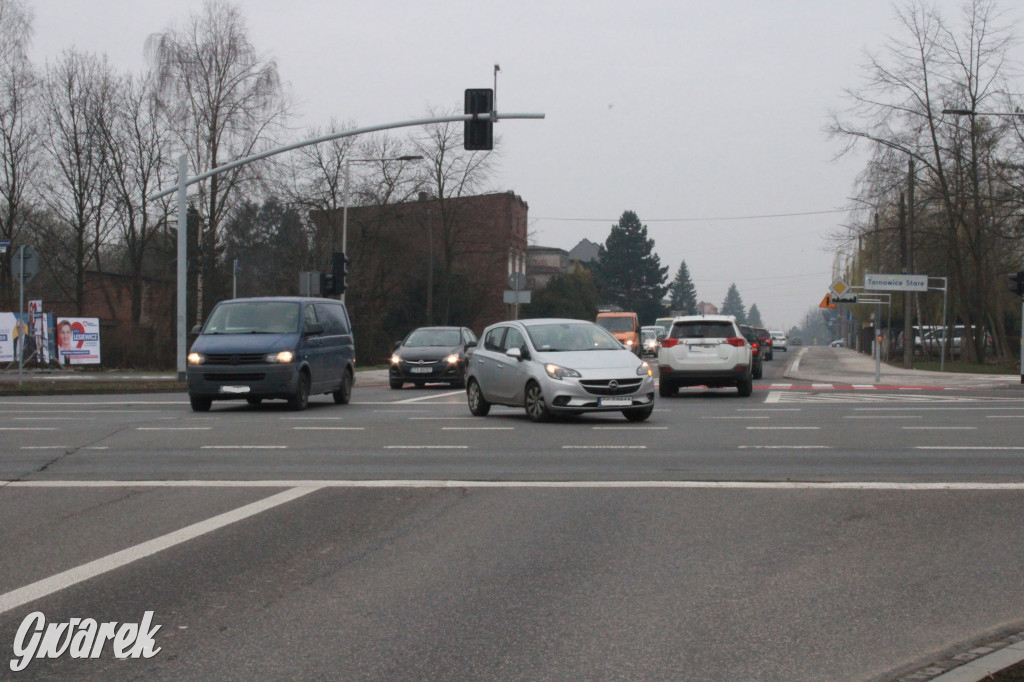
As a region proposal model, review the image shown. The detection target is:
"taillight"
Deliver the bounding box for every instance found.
[726,337,746,348]
[661,338,679,348]
[751,342,759,353]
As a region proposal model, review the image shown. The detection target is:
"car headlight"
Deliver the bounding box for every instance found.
[446,354,460,364]
[390,354,401,364]
[187,352,205,365]
[545,363,581,380]
[265,351,294,363]
[637,362,652,377]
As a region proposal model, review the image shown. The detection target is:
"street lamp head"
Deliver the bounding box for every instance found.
[942,108,976,116]
[396,155,424,162]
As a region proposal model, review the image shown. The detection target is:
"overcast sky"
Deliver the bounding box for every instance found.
[27,0,1024,330]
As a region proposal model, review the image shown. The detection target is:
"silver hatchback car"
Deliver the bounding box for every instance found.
[466,318,656,422]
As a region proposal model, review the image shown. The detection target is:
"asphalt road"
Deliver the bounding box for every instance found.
[1,347,1022,680]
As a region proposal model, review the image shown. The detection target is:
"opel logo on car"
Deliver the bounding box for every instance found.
[608,380,619,390]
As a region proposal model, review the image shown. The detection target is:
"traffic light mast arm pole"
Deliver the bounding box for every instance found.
[152,111,545,379]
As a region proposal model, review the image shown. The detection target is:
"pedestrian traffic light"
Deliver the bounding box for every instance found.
[1009,271,1024,296]
[332,252,348,294]
[464,88,493,151]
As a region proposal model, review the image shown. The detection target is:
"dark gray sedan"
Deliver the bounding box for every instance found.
[389,326,478,389]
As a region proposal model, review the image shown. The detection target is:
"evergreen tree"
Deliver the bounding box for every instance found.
[669,260,698,315]
[747,303,764,328]
[594,210,669,323]
[720,283,746,323]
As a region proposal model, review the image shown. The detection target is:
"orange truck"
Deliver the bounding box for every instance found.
[595,311,641,356]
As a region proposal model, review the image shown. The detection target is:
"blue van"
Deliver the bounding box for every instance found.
[186,297,355,412]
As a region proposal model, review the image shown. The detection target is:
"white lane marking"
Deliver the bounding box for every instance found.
[739,408,801,412]
[200,446,288,450]
[137,427,211,431]
[764,391,782,404]
[0,486,318,615]
[987,415,1024,419]
[0,427,57,431]
[281,417,344,421]
[292,427,365,431]
[915,446,1024,450]
[902,426,977,430]
[844,415,922,419]
[392,391,465,404]
[562,445,647,449]
[745,426,820,430]
[20,446,69,450]
[409,417,477,420]
[442,427,514,430]
[12,417,96,421]
[811,383,832,388]
[11,480,1024,490]
[384,445,469,449]
[592,426,669,429]
[701,416,769,420]
[738,445,832,449]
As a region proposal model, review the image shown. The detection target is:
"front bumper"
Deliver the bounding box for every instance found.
[186,363,299,400]
[390,360,463,382]
[544,375,656,413]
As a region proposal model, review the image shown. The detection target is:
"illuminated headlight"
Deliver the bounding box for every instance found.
[545,363,581,380]
[637,362,652,377]
[625,339,634,346]
[265,351,294,363]
[187,352,205,365]
[390,354,401,364]
[445,354,459,364]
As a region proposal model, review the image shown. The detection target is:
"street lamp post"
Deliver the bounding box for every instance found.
[340,154,423,303]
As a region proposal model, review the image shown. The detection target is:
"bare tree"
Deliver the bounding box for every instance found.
[828,0,1022,364]
[0,0,39,309]
[39,49,119,315]
[146,0,290,324]
[409,108,497,324]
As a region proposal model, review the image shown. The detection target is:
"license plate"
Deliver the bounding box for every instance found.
[689,345,709,352]
[220,386,250,394]
[600,397,632,407]
[410,366,433,374]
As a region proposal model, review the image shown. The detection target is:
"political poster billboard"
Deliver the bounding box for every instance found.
[56,317,101,365]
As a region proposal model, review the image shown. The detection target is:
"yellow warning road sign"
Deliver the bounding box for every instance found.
[819,293,836,309]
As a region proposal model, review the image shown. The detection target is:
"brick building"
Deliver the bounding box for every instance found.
[312,191,528,362]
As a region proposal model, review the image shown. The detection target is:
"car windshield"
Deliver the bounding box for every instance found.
[671,321,735,339]
[596,316,635,333]
[404,329,462,347]
[527,323,623,352]
[202,301,300,334]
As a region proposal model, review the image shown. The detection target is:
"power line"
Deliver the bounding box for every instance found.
[533,209,849,223]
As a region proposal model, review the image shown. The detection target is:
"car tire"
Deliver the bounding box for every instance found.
[753,364,762,379]
[390,378,404,389]
[288,371,310,411]
[333,370,353,405]
[467,378,490,416]
[246,397,262,406]
[623,405,653,422]
[658,380,676,398]
[737,376,753,397]
[189,396,211,412]
[524,381,551,422]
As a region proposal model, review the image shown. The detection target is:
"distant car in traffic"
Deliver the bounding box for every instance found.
[390,326,478,389]
[640,326,661,357]
[466,318,655,422]
[830,339,845,348]
[754,327,773,360]
[739,324,764,379]
[596,311,642,356]
[658,315,754,397]
[770,330,788,352]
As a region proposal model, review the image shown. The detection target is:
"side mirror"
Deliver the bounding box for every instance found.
[506,347,522,360]
[394,340,402,350]
[466,340,477,349]
[304,322,325,336]
[190,325,203,335]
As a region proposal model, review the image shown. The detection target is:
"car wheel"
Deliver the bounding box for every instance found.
[524,381,551,422]
[753,364,762,379]
[189,396,211,412]
[658,380,676,398]
[623,405,653,422]
[333,370,353,404]
[737,376,753,397]
[389,378,404,389]
[466,378,490,416]
[246,397,262,406]
[288,371,310,411]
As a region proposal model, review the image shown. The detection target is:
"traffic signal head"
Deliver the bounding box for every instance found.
[464,88,493,151]
[1009,271,1024,296]
[332,252,348,294]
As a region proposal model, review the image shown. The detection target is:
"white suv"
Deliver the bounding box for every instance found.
[770,330,787,352]
[657,315,753,397]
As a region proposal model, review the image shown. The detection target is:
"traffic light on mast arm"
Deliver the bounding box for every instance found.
[1009,271,1024,296]
[464,88,493,151]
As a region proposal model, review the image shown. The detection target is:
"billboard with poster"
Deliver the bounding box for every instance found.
[56,317,101,365]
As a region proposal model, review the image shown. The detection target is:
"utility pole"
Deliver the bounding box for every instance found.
[903,158,915,369]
